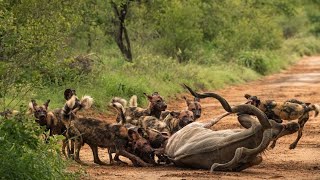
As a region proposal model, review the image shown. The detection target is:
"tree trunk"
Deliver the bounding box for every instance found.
[111,1,133,62]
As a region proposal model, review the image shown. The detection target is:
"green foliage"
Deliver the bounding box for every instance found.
[0,0,83,85]
[282,37,320,57]
[152,0,203,62]
[305,0,320,36]
[0,113,76,179]
[237,51,286,75]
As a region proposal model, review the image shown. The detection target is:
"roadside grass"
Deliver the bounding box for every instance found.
[2,37,320,113]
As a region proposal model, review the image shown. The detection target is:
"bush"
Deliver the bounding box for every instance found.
[153,0,203,62]
[237,51,286,75]
[0,113,76,179]
[283,37,320,57]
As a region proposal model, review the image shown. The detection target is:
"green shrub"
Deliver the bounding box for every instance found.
[283,37,320,57]
[237,51,287,75]
[0,113,76,180]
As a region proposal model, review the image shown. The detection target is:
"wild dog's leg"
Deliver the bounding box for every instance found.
[73,138,87,165]
[290,114,308,149]
[117,149,152,167]
[112,153,128,165]
[70,140,75,158]
[108,148,114,164]
[62,138,68,158]
[108,145,127,165]
[88,144,107,165]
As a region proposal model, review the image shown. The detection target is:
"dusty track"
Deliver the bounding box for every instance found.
[73,56,320,180]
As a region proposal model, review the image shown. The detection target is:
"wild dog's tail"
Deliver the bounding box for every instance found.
[79,95,94,110]
[110,101,126,124]
[308,104,320,117]
[63,95,93,117]
[129,95,138,107]
[111,97,127,108]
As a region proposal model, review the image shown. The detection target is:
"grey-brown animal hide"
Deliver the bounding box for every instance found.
[166,85,300,172]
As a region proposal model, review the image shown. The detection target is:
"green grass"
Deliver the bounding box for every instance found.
[2,37,320,114]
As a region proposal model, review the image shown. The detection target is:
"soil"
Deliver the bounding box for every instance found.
[71,56,320,180]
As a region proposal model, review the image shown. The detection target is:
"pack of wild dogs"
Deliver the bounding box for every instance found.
[15,84,320,171]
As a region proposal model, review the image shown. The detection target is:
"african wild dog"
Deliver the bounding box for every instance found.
[160,96,201,120]
[111,92,167,125]
[183,96,202,120]
[29,99,66,136]
[111,101,169,165]
[29,89,93,158]
[0,109,20,119]
[60,89,93,158]
[161,110,195,135]
[245,94,320,149]
[61,88,93,125]
[70,116,154,166]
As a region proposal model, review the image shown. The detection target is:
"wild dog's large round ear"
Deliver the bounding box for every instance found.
[183,96,191,106]
[31,99,37,109]
[137,128,148,139]
[170,111,180,118]
[44,99,50,109]
[143,93,153,101]
[28,100,36,112]
[128,129,140,141]
[64,89,74,100]
[152,92,159,96]
[244,94,251,99]
[194,97,200,102]
[160,132,170,139]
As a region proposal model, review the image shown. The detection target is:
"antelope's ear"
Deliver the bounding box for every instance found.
[44,99,50,109]
[244,94,251,99]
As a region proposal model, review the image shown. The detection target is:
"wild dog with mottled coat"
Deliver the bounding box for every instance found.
[29,99,65,136]
[29,89,93,158]
[111,92,167,125]
[244,94,320,149]
[183,96,202,120]
[160,96,201,121]
[69,116,154,166]
[111,101,169,164]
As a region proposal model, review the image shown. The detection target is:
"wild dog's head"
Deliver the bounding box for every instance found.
[128,128,155,164]
[29,99,50,126]
[64,89,76,100]
[171,110,194,128]
[244,94,261,107]
[144,92,167,112]
[145,129,169,149]
[183,96,201,120]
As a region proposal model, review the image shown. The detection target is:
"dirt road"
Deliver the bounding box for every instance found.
[74,56,320,180]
